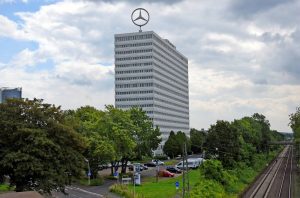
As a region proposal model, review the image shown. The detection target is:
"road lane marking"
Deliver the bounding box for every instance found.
[66,186,104,197]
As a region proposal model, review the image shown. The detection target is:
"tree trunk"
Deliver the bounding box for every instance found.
[121,158,128,174]
[15,182,24,192]
[110,161,115,176]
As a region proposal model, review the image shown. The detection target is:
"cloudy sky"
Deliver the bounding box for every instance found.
[0,0,299,132]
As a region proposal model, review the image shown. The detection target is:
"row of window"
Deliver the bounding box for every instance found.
[115,49,152,55]
[115,67,187,91]
[153,69,188,90]
[115,62,152,68]
[115,83,153,88]
[154,76,188,94]
[153,55,188,79]
[116,104,153,108]
[155,97,188,109]
[157,124,189,131]
[116,90,153,95]
[115,82,187,99]
[153,62,188,85]
[154,103,189,115]
[153,35,187,63]
[116,55,152,61]
[154,90,188,105]
[152,110,189,120]
[154,57,188,83]
[153,42,187,66]
[116,76,153,81]
[155,83,188,99]
[153,48,187,74]
[116,97,153,102]
[116,103,188,116]
[125,89,187,106]
[115,34,152,41]
[154,118,189,125]
[115,69,153,74]
[115,42,152,48]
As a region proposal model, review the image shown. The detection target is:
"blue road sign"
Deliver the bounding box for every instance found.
[175,181,179,188]
[114,171,118,177]
[87,171,91,176]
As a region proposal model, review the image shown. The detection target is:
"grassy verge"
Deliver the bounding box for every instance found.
[77,177,104,186]
[0,184,14,192]
[110,150,280,198]
[110,170,200,198]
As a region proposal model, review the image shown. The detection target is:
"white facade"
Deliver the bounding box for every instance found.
[114,31,189,151]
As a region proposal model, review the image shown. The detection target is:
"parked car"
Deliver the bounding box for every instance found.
[152,159,164,165]
[141,164,148,170]
[144,162,156,167]
[166,166,182,174]
[128,163,143,171]
[158,170,175,177]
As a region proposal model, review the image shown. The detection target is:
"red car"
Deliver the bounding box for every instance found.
[158,170,175,177]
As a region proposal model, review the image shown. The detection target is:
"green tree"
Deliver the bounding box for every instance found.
[129,107,161,160]
[0,99,85,193]
[101,105,136,174]
[290,106,300,140]
[67,106,115,179]
[190,128,207,154]
[163,131,191,158]
[205,120,240,168]
[163,131,178,158]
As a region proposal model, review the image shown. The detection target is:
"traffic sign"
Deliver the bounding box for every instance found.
[87,171,91,177]
[175,181,179,189]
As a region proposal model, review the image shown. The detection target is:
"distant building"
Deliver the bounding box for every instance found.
[0,87,22,103]
[114,31,189,154]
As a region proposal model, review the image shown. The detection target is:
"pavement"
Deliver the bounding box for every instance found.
[51,179,120,198]
[0,191,43,198]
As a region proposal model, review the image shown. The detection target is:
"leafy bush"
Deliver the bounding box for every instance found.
[191,178,225,198]
[154,155,168,160]
[0,184,13,192]
[109,184,144,198]
[200,160,224,184]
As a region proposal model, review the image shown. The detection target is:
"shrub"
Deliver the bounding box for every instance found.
[200,160,224,184]
[109,184,144,198]
[154,155,168,160]
[191,178,225,198]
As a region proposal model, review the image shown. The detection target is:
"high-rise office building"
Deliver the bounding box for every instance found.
[0,87,22,103]
[114,31,189,153]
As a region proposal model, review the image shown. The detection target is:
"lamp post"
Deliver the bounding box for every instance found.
[84,158,91,185]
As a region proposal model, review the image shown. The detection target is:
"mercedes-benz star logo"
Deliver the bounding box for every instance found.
[131,8,150,32]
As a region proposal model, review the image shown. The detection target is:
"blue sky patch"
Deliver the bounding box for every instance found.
[0,37,38,63]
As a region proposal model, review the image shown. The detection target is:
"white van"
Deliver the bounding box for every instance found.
[175,159,197,170]
[175,158,205,170]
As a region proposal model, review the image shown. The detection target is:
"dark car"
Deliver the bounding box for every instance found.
[144,162,156,167]
[128,163,143,171]
[166,166,182,174]
[141,164,148,170]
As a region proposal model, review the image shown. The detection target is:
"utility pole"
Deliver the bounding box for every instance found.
[185,143,190,198]
[182,145,185,198]
[182,142,190,198]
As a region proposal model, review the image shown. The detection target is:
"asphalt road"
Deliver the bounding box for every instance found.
[51,180,120,198]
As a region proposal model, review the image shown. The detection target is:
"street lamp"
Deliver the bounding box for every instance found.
[84,158,91,185]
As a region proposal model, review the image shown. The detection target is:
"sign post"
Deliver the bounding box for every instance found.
[175,181,179,190]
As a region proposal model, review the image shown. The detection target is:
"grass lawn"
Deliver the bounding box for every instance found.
[128,169,200,198]
[164,159,180,166]
[0,184,13,192]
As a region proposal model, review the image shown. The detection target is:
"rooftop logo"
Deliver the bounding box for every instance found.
[131,8,150,32]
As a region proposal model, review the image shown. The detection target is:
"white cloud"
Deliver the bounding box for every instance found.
[1,0,299,132]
